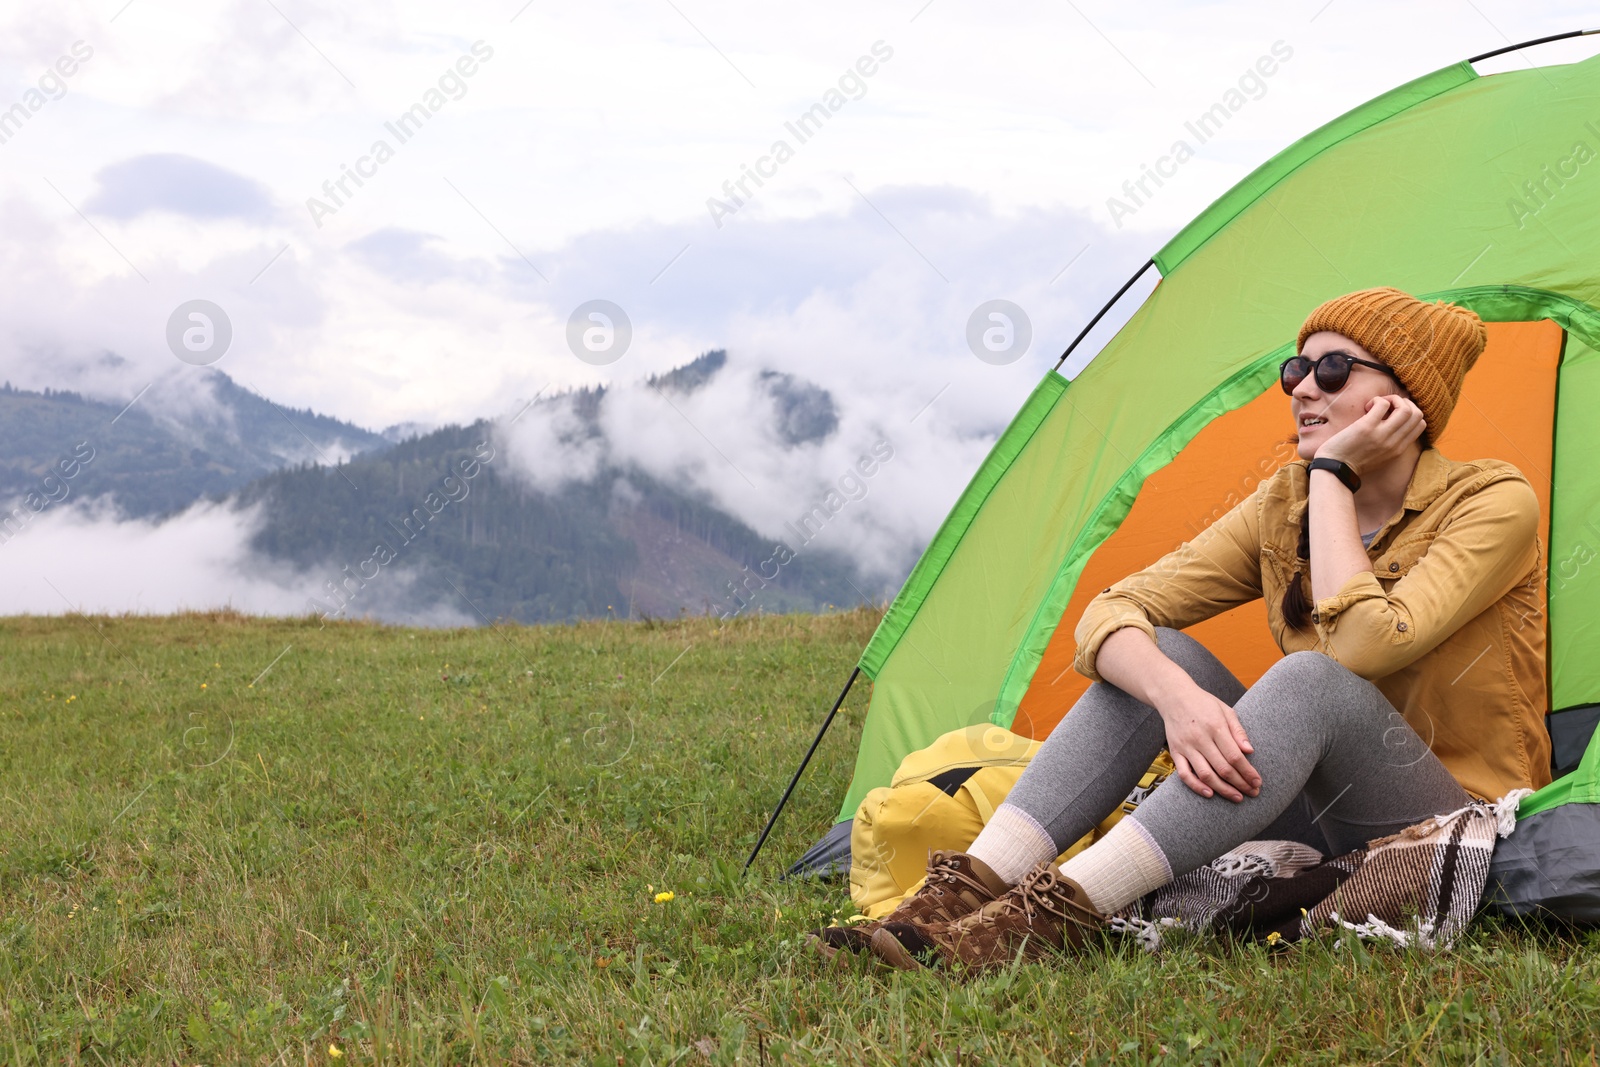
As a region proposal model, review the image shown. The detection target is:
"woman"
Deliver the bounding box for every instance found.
[842,287,1551,971]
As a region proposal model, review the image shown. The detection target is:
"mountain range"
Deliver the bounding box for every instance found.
[0,375,385,518]
[0,355,873,624]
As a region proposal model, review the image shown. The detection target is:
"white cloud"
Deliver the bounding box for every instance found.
[0,0,1596,614]
[498,391,609,494]
[3,0,1593,428]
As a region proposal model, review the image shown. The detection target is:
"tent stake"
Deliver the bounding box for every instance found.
[1053,259,1156,373]
[744,667,861,872]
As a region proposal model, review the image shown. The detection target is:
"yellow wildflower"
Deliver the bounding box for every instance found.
[1266,931,1282,945]
[654,891,675,904]
[200,683,207,689]
[329,1045,344,1059]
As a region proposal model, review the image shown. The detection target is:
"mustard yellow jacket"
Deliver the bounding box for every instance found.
[1073,448,1550,802]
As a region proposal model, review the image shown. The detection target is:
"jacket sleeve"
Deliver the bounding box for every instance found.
[1310,475,1540,678]
[1073,488,1266,682]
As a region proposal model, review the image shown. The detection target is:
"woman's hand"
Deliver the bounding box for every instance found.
[1156,686,1261,802]
[1315,394,1427,471]
[1093,627,1261,802]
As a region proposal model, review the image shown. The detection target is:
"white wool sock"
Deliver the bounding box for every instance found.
[1059,816,1174,915]
[966,803,1059,886]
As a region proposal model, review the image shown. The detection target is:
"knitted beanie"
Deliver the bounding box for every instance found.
[1297,287,1486,437]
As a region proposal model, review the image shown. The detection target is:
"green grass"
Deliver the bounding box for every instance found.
[1,609,1597,1065]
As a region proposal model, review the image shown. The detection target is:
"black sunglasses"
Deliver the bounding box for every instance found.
[1279,351,1395,395]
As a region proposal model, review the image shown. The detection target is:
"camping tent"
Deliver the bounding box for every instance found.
[750,31,1600,914]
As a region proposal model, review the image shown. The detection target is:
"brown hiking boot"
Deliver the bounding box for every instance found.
[808,850,1010,961]
[870,861,1105,972]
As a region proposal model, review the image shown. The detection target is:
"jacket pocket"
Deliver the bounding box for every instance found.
[1374,532,1435,583]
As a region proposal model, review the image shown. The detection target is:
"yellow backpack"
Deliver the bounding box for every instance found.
[849,724,1174,918]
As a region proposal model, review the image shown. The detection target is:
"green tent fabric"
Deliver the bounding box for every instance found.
[800,40,1600,914]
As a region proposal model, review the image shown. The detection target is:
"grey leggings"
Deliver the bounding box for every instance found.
[1006,628,1471,876]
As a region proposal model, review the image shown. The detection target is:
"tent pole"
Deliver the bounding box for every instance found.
[1053,259,1156,373]
[744,666,861,872]
[1469,28,1598,63]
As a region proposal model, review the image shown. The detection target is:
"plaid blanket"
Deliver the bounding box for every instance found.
[1111,791,1529,951]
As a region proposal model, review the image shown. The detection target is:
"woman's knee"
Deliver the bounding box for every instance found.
[1264,649,1347,682]
[1152,628,1244,703]
[1153,626,1194,652]
[1153,627,1223,671]
[1260,652,1376,684]
[1252,651,1385,718]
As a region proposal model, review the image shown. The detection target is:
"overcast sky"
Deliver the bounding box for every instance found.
[1,0,1596,615]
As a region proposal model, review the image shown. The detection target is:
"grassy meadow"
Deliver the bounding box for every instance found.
[1,608,1598,1065]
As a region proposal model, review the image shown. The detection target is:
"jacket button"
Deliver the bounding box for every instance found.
[1389,562,1400,572]
[1397,622,1408,632]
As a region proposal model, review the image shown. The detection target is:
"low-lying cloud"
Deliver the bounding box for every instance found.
[496,349,994,588]
[0,499,308,616]
[0,498,471,626]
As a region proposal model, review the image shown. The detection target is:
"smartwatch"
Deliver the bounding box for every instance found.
[1308,457,1361,493]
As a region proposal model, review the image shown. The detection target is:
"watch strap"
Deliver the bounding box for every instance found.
[1308,457,1361,493]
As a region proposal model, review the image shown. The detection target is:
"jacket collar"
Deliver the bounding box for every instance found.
[1402,447,1452,512]
[1360,447,1450,549]
[1285,447,1448,542]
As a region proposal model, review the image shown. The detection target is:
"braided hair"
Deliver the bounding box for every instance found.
[1281,510,1314,630]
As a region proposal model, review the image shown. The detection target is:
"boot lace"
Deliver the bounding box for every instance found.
[1007,864,1076,923]
[956,863,1077,932]
[926,851,964,884]
[922,852,991,910]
